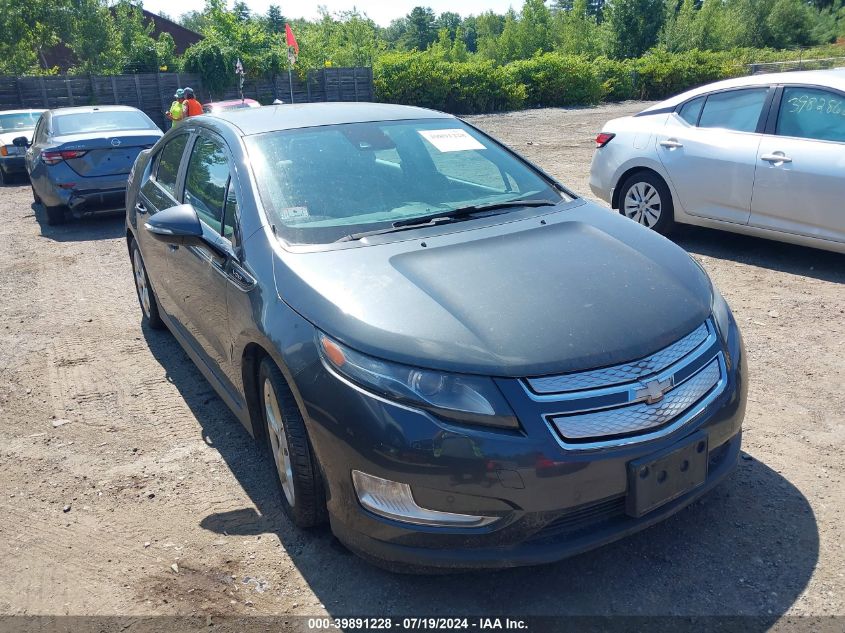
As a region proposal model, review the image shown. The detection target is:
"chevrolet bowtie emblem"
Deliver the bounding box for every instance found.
[635,376,674,405]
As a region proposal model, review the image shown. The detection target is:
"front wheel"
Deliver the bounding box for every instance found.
[259,357,327,528]
[618,171,675,235]
[130,240,165,330]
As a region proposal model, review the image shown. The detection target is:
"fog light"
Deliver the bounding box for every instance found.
[351,470,497,528]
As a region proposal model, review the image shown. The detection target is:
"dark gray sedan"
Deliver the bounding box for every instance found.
[18,105,161,225]
[126,103,746,571]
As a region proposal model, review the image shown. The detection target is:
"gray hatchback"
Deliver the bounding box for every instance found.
[19,105,162,225]
[126,103,746,571]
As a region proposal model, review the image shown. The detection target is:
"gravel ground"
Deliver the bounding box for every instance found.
[0,102,843,626]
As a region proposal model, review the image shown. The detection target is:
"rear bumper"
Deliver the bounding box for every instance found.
[66,187,126,216]
[0,156,26,174]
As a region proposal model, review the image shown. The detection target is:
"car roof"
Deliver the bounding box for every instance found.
[205,99,260,107]
[49,105,145,117]
[644,68,845,112]
[208,101,453,135]
[0,109,45,115]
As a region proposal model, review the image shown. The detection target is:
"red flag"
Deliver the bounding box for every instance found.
[285,24,299,55]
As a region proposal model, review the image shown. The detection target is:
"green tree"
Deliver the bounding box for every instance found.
[603,0,666,58]
[69,0,121,73]
[266,5,286,34]
[401,7,437,50]
[766,0,818,47]
[553,0,602,56]
[0,0,69,74]
[435,11,462,39]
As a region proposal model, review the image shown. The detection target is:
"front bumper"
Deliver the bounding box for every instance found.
[333,433,740,570]
[298,319,746,571]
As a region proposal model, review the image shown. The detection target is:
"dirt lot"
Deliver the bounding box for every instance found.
[1,102,843,626]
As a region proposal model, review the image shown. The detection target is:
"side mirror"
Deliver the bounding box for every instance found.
[144,204,204,246]
[12,137,30,148]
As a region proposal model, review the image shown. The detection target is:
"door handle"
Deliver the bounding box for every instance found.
[761,153,792,164]
[135,202,148,215]
[660,139,684,149]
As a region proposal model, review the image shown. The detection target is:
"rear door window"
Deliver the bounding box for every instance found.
[776,86,845,143]
[698,88,769,133]
[155,134,188,197]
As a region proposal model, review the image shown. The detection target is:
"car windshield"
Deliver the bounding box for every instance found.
[0,112,41,132]
[53,110,158,136]
[245,119,568,245]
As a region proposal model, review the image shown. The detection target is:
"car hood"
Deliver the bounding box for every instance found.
[273,201,713,377]
[0,130,34,146]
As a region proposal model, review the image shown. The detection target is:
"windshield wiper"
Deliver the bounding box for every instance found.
[335,198,558,243]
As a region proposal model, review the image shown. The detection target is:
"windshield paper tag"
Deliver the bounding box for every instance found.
[419,129,486,152]
[279,206,309,221]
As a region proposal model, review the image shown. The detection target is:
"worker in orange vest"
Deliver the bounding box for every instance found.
[182,87,203,118]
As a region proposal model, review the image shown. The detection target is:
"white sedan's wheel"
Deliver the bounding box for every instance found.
[618,171,675,235]
[623,181,662,228]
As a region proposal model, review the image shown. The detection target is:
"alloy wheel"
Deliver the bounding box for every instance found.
[264,378,296,506]
[623,181,662,228]
[132,248,151,319]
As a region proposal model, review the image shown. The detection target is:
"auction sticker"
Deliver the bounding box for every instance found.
[279,206,310,221]
[419,129,486,152]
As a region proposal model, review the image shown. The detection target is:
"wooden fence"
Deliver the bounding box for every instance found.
[0,67,374,130]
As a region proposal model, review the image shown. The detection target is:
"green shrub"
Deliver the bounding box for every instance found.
[374,52,524,114]
[632,49,743,100]
[445,60,526,114]
[504,53,602,107]
[374,51,452,110]
[592,56,636,101]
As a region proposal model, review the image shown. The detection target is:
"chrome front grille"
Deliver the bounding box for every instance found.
[524,319,726,450]
[526,322,709,394]
[550,358,721,440]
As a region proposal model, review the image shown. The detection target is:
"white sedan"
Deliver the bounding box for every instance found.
[589,69,845,254]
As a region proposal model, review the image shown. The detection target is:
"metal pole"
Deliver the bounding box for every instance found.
[288,69,294,104]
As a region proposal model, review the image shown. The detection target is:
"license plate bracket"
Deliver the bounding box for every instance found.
[626,431,708,518]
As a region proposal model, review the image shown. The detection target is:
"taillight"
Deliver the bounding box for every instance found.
[42,150,88,165]
[595,132,615,148]
[0,146,8,157]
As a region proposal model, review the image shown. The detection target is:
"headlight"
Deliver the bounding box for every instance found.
[317,332,518,429]
[711,286,733,342]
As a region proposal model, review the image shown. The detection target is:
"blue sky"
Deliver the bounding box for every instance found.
[143,0,520,26]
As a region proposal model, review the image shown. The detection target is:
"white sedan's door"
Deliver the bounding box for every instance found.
[749,86,845,244]
[656,87,771,225]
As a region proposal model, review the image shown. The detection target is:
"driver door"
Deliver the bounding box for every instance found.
[167,132,241,395]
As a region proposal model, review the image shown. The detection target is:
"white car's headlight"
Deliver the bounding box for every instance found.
[317,332,518,429]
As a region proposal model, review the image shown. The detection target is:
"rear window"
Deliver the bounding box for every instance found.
[53,110,158,136]
[0,112,41,132]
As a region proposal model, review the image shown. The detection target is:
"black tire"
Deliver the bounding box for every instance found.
[258,357,327,528]
[618,171,675,235]
[0,167,6,186]
[31,183,41,204]
[129,239,165,330]
[45,205,66,226]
